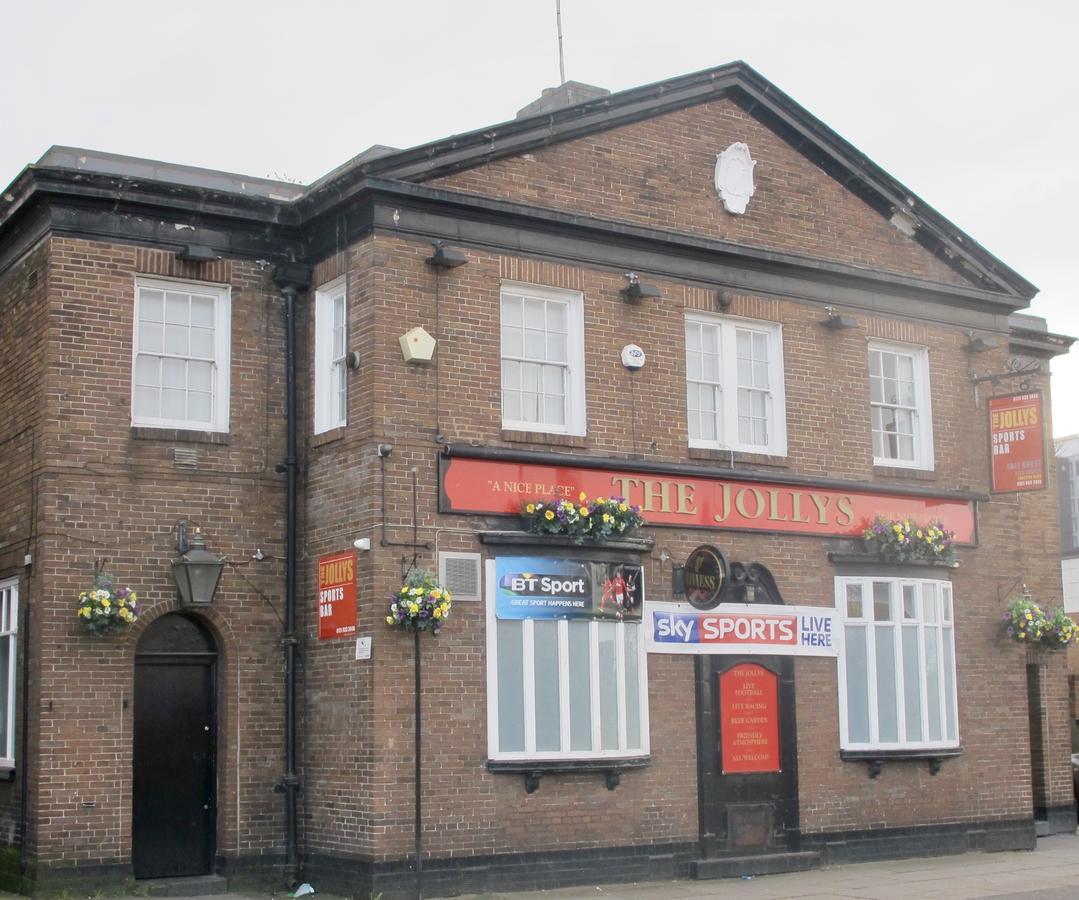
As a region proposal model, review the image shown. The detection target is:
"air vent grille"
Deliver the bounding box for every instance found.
[439,552,482,602]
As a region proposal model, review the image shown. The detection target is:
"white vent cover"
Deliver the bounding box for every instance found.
[439,552,482,602]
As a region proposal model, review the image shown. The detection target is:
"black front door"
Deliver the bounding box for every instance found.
[132,615,217,878]
[696,654,798,856]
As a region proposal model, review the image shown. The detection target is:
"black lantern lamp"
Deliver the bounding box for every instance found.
[171,523,225,608]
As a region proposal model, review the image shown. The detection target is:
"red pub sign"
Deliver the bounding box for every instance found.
[440,455,977,542]
[719,663,781,774]
[989,392,1046,493]
[317,551,357,640]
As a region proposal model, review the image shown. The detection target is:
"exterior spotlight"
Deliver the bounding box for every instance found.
[175,245,220,262]
[426,243,469,269]
[171,523,225,608]
[621,273,661,302]
[965,332,999,353]
[819,306,858,330]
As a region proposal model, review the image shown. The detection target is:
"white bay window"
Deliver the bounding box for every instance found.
[837,576,958,751]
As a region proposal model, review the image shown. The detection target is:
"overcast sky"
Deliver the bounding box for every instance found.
[4,1,1077,436]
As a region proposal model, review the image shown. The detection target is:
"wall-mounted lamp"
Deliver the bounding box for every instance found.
[819,306,858,330]
[175,244,220,263]
[621,273,662,302]
[399,326,436,363]
[964,331,999,353]
[715,289,733,311]
[171,523,225,608]
[346,350,362,370]
[426,243,469,269]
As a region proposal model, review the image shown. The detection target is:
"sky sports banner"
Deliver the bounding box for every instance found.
[495,556,643,621]
[645,600,838,657]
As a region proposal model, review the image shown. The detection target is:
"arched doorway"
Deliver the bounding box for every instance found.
[132,614,218,878]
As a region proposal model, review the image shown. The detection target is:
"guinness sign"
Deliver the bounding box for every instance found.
[683,545,729,610]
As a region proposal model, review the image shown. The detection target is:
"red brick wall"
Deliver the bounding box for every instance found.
[431,97,971,289]
[295,229,1065,863]
[23,238,290,868]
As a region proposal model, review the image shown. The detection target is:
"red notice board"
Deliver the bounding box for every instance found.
[317,551,357,640]
[719,663,780,774]
[989,393,1046,492]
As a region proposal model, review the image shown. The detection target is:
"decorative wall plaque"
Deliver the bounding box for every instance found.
[715,142,756,215]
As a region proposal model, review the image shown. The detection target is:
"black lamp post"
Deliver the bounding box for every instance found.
[171,524,225,607]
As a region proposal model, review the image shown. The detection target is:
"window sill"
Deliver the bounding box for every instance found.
[311,426,346,448]
[488,756,650,793]
[827,551,958,571]
[840,747,962,778]
[502,429,588,449]
[688,447,789,468]
[130,427,229,445]
[478,530,654,555]
[873,464,936,481]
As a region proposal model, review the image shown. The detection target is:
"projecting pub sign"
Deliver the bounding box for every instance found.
[989,392,1045,493]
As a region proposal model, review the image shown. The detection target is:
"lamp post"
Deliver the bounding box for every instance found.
[171,524,225,608]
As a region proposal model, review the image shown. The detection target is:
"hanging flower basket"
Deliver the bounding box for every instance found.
[520,493,644,544]
[862,517,956,565]
[1001,593,1078,650]
[385,570,452,635]
[77,572,140,636]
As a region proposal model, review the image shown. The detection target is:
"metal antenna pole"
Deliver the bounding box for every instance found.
[556,0,566,84]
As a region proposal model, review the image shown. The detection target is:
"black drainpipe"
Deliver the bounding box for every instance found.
[273,263,311,886]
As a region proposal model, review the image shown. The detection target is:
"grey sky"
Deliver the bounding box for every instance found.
[4,0,1076,436]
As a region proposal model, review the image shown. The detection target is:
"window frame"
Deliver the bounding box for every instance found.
[499,282,586,437]
[868,339,934,470]
[0,577,18,768]
[313,276,348,434]
[835,574,959,752]
[684,312,787,456]
[131,275,232,433]
[484,559,650,763]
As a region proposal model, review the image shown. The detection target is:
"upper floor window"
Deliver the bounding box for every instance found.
[869,340,933,469]
[0,578,17,768]
[314,277,348,434]
[132,277,231,432]
[684,313,786,455]
[500,283,586,436]
[836,575,958,752]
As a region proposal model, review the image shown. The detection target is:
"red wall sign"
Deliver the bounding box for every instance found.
[440,456,977,542]
[719,663,780,774]
[989,392,1046,493]
[317,551,357,640]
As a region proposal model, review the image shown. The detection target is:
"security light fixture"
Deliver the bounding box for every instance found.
[176,244,220,263]
[171,523,225,608]
[819,306,858,330]
[965,332,999,353]
[426,243,469,269]
[621,273,661,302]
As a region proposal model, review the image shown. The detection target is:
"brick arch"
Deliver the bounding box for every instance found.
[119,601,243,863]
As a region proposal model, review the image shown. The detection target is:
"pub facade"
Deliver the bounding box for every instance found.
[0,62,1074,897]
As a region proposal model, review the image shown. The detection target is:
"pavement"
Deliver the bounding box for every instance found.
[21,833,1079,900]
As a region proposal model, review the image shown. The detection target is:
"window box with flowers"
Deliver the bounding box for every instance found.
[520,493,645,544]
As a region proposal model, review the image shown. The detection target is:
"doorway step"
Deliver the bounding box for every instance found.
[140,874,229,896]
[690,850,821,880]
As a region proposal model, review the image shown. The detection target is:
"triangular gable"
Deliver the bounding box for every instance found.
[305,63,1033,300]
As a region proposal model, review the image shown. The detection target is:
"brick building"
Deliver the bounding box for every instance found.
[0,62,1074,897]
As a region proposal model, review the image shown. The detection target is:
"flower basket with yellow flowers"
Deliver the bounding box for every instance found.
[77,572,140,636]
[521,493,645,544]
[386,569,452,635]
[863,517,956,565]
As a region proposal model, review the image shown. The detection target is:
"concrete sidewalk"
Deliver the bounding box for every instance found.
[447,833,1079,900]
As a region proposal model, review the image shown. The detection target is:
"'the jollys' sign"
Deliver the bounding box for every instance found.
[495,556,642,621]
[684,545,728,610]
[989,392,1045,492]
[440,455,976,542]
[316,551,357,640]
[645,601,837,657]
